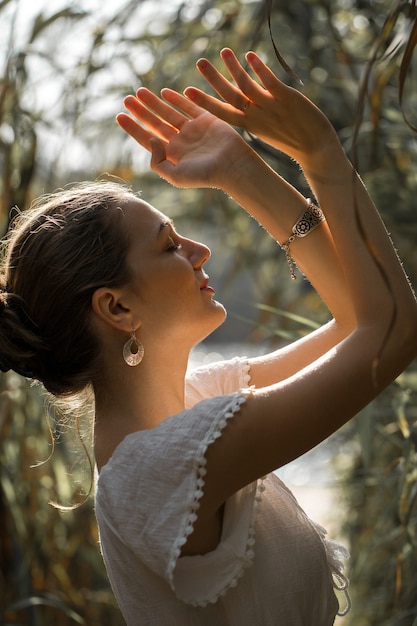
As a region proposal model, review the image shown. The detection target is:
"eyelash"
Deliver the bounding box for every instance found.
[167,242,182,253]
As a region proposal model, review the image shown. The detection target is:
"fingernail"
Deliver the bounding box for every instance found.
[221,48,232,58]
[184,87,196,100]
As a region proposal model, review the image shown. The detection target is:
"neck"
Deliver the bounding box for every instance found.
[95,349,189,424]
[93,348,190,469]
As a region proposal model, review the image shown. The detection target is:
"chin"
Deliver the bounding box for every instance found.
[201,304,227,341]
[211,297,227,321]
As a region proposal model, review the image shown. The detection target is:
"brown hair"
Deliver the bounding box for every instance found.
[0,180,136,397]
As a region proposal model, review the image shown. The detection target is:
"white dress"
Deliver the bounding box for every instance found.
[95,357,350,625]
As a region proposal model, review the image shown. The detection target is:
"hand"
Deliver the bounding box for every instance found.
[184,48,339,166]
[117,87,251,189]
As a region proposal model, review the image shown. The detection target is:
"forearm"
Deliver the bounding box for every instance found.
[297,139,417,329]
[223,135,417,369]
[220,145,354,326]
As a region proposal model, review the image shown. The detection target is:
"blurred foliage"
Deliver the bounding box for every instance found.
[340,371,417,626]
[0,0,416,624]
[0,372,123,625]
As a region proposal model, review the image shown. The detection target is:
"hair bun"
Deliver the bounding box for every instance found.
[0,290,36,378]
[0,354,12,373]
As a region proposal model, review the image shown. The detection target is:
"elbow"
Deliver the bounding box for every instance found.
[389,271,417,354]
[383,298,417,376]
[396,285,417,347]
[359,288,417,363]
[398,301,417,361]
[350,297,417,385]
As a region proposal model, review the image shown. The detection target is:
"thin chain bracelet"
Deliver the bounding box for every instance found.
[281,198,326,280]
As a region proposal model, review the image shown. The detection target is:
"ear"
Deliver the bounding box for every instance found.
[91,287,140,332]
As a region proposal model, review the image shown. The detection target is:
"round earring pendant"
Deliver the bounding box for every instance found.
[123,335,144,366]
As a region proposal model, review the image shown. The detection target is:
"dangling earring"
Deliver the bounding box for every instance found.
[123,329,144,366]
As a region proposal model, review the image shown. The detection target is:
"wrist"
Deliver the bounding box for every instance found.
[298,132,349,181]
[216,139,262,192]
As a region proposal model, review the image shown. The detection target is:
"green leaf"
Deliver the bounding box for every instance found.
[7,595,85,623]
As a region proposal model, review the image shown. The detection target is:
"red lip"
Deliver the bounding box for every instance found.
[200,277,214,293]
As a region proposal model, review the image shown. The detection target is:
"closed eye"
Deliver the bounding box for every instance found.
[166,239,183,252]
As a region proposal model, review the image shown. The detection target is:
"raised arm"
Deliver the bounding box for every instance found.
[117,86,359,384]
[181,48,417,383]
[116,54,417,552]
[115,50,417,393]
[180,50,417,466]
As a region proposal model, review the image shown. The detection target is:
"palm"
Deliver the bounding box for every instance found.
[163,113,237,184]
[117,88,244,188]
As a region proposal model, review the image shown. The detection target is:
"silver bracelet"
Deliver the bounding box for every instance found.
[281,198,325,280]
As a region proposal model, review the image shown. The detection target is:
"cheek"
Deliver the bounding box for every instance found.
[140,275,188,310]
[135,258,195,306]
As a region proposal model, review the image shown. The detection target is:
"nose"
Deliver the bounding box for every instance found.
[183,237,211,269]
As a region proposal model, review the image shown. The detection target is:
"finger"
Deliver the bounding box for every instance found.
[219,48,266,103]
[245,51,287,100]
[183,87,243,126]
[116,112,155,151]
[160,88,204,119]
[149,137,168,169]
[149,138,180,184]
[196,57,247,111]
[136,88,190,130]
[123,95,178,142]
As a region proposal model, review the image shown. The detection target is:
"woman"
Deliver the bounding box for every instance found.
[1,49,416,625]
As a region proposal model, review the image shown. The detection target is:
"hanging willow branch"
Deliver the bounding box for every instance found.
[399,1,417,131]
[264,0,303,85]
[353,0,417,169]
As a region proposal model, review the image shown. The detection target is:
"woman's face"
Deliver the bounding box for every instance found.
[123,198,226,347]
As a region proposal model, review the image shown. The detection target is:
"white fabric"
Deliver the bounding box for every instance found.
[184,356,252,407]
[95,356,349,625]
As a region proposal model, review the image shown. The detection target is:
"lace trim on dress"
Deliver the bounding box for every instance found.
[311,520,351,616]
[167,387,262,607]
[240,357,251,388]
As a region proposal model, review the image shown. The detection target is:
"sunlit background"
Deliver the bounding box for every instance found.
[1,1,416,624]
